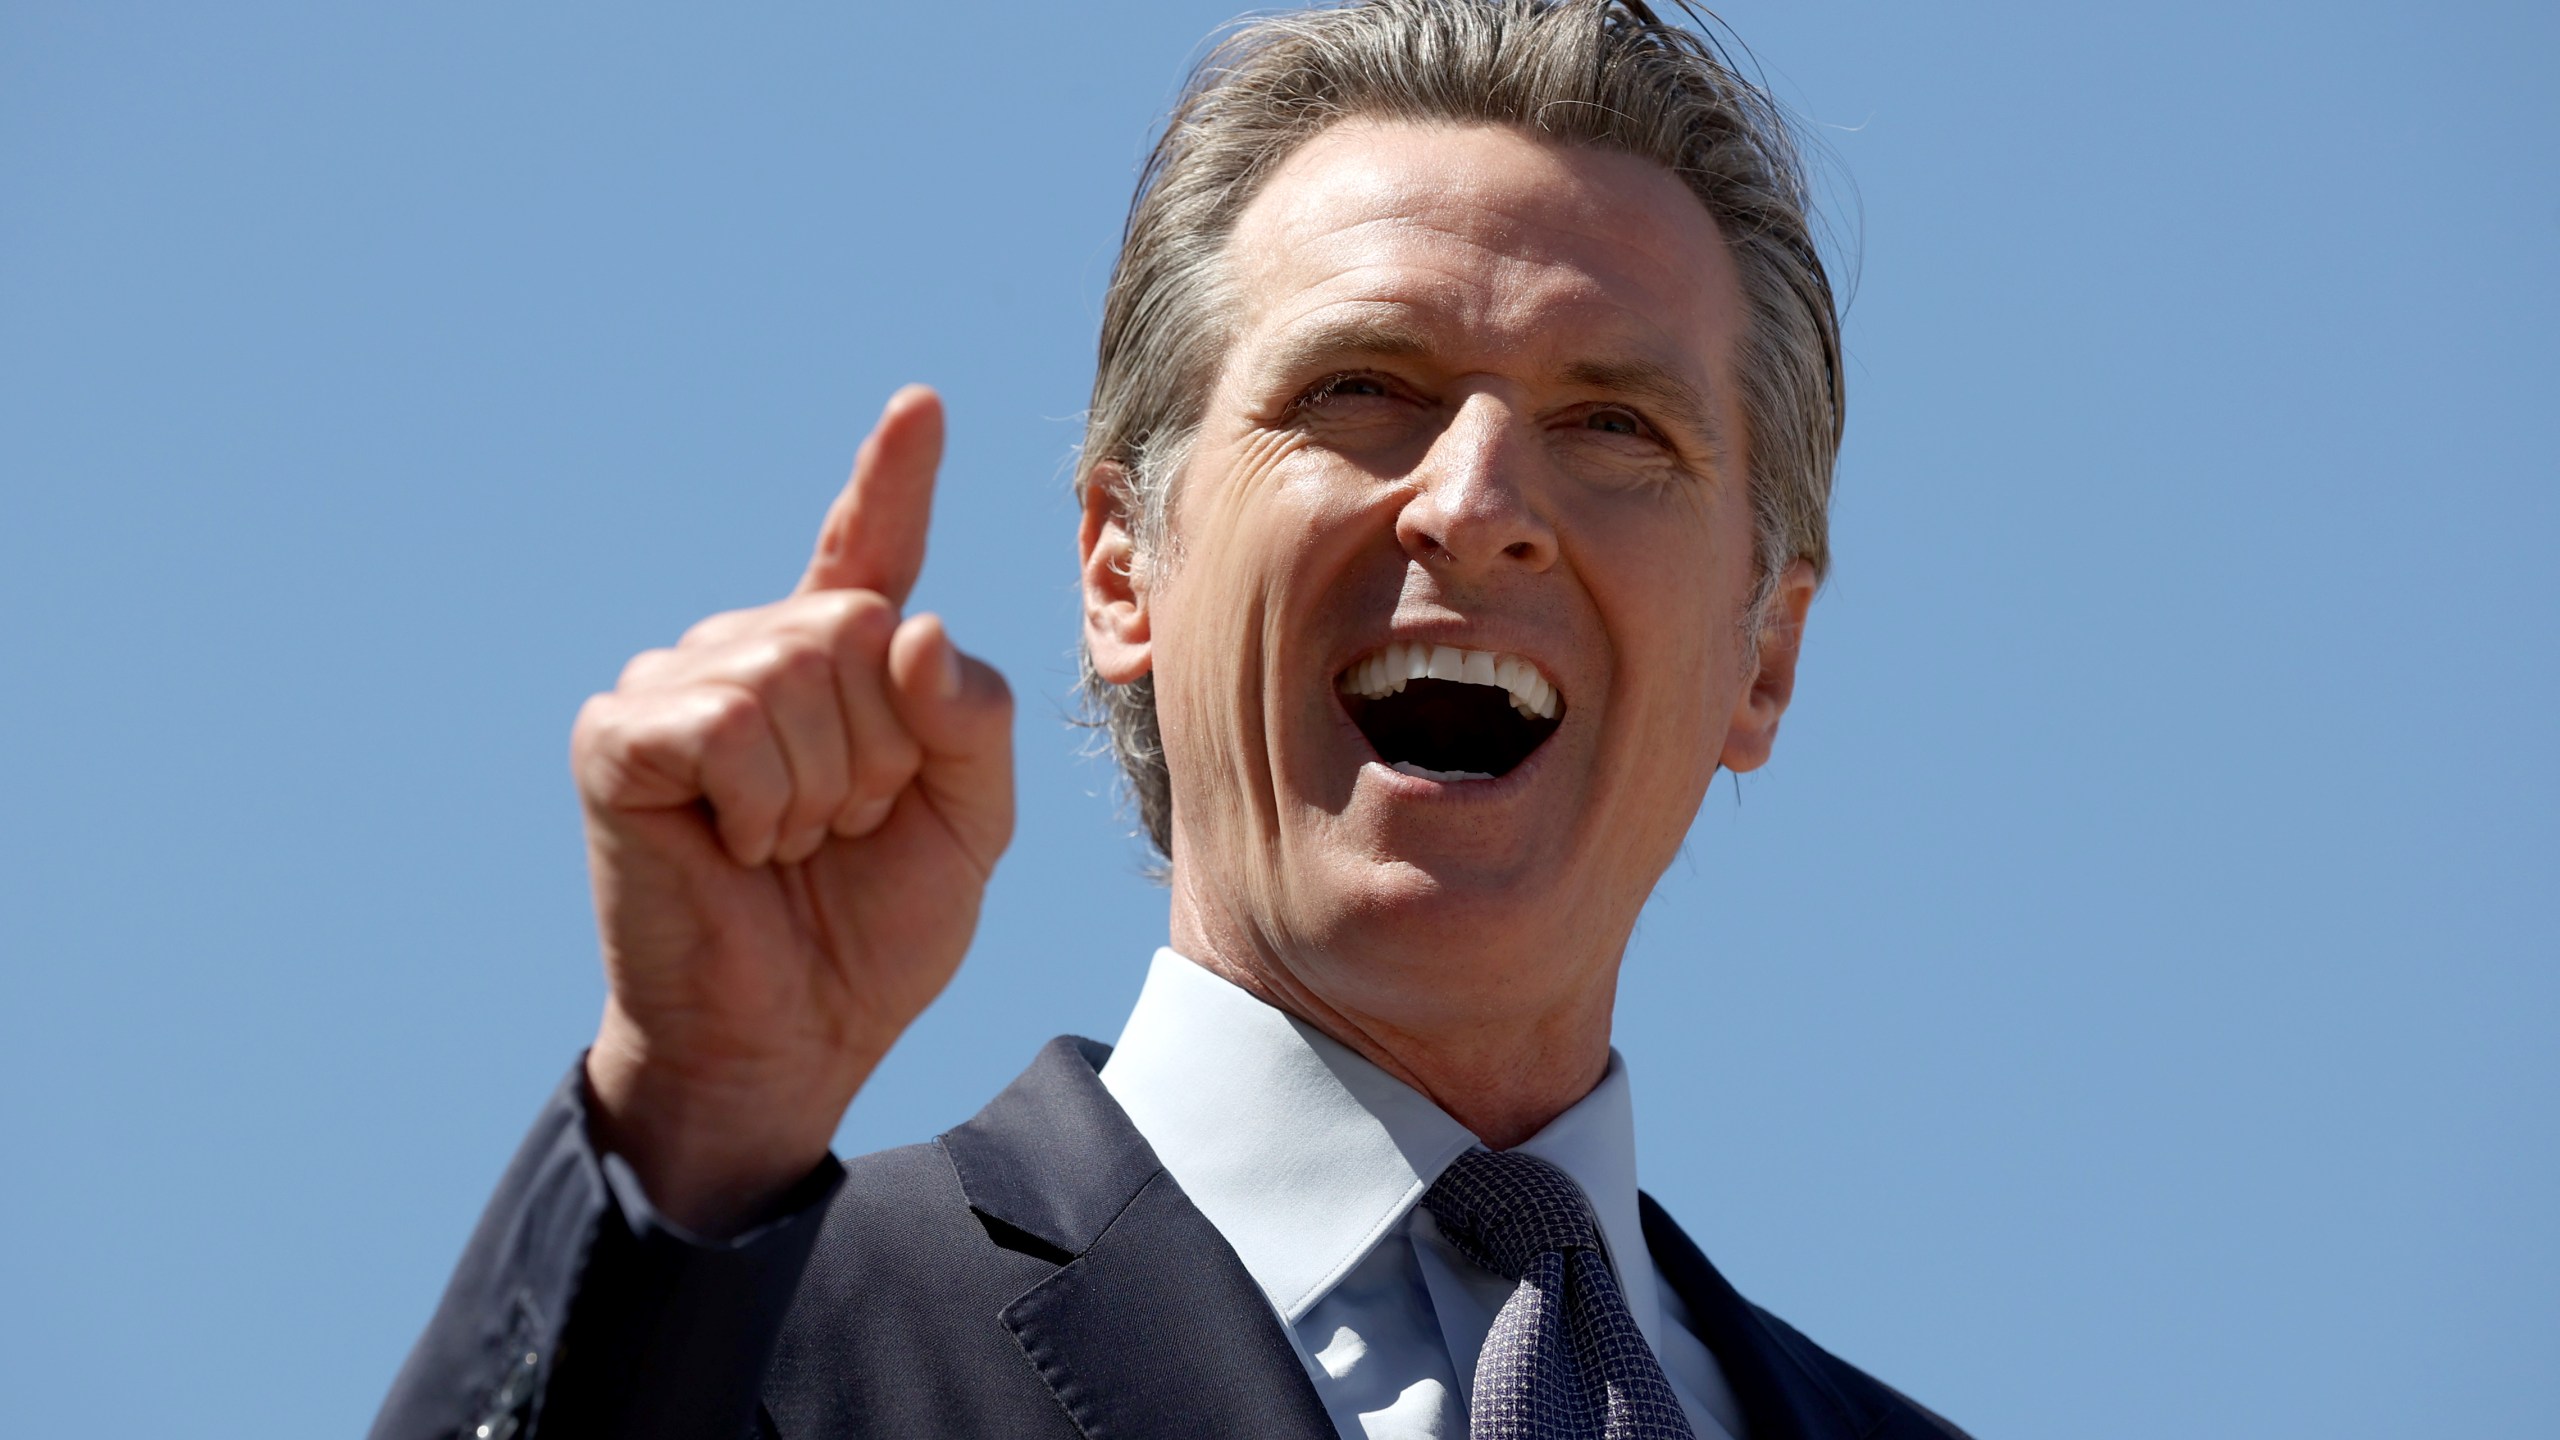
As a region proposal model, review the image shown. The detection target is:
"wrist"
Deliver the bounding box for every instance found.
[583,1008,870,1237]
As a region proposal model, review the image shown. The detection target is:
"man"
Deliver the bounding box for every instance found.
[374,2,1969,1437]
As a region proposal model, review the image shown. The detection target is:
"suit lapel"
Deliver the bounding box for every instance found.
[943,1037,1336,1440]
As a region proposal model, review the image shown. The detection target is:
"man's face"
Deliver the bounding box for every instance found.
[1085,120,1809,1021]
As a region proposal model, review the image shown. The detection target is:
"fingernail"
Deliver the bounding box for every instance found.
[847,796,894,836]
[939,640,963,700]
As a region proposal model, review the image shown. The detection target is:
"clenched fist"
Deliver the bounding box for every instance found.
[572,387,1014,1234]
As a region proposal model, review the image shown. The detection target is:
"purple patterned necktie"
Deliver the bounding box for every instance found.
[1422,1149,1698,1440]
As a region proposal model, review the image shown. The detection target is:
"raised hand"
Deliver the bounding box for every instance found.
[571,387,1014,1234]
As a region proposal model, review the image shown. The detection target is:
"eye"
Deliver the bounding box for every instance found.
[1583,406,1645,437]
[1295,371,1396,411]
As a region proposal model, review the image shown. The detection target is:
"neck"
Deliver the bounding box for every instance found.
[1167,879,1620,1150]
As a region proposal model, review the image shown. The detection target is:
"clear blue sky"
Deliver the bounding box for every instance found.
[3,3,2551,1434]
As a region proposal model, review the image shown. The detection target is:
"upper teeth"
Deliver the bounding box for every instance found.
[1337,642,1559,720]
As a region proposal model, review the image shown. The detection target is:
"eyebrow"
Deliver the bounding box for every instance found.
[1249,314,1440,389]
[1251,312,1730,462]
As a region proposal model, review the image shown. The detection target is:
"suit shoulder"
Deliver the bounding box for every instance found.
[830,1138,960,1217]
[1747,1304,1974,1440]
[1640,1191,1971,1440]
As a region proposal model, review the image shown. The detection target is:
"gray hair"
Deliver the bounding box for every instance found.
[1076,0,1844,860]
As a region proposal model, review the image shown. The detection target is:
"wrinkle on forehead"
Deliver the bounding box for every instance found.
[1219,119,1741,406]
[1236,213,1665,348]
[1232,121,1727,299]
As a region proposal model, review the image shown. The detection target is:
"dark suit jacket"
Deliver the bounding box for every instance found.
[373,1037,1968,1439]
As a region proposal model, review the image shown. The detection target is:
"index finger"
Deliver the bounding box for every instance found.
[797,384,943,605]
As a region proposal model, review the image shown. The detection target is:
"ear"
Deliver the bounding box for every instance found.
[1716,558,1816,774]
[1079,462,1153,683]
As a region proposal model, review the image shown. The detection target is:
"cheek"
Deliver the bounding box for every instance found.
[1164,432,1331,597]
[1576,487,1755,732]
[1171,439,1402,626]
[1152,439,1341,712]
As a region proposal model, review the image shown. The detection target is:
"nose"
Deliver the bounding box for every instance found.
[1394,391,1559,574]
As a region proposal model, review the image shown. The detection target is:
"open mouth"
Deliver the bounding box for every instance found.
[1336,642,1564,782]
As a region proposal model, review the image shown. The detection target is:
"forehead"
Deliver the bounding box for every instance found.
[1222,120,1742,376]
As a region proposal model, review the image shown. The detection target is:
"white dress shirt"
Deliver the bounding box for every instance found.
[1098,948,1747,1440]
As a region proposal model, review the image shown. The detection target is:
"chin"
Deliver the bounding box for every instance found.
[1296,801,1581,947]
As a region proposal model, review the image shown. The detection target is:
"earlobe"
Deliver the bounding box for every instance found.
[1079,463,1153,684]
[1716,559,1816,775]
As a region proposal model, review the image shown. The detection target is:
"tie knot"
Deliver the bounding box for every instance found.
[1420,1148,1602,1281]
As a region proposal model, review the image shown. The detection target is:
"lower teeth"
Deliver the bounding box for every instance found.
[1389,761,1495,782]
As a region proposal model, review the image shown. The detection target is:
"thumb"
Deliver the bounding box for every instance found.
[884,613,1015,874]
[799,385,943,604]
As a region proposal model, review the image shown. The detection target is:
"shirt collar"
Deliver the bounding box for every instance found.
[1098,947,1663,1345]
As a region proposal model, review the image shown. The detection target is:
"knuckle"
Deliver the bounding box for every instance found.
[696,685,770,751]
[763,637,837,692]
[712,629,828,692]
[819,591,900,656]
[843,588,898,626]
[794,588,863,620]
[571,699,666,807]
[569,697,617,770]
[679,606,756,648]
[616,647,676,690]
[572,693,636,759]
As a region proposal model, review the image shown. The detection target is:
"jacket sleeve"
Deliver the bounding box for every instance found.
[368,1060,845,1440]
